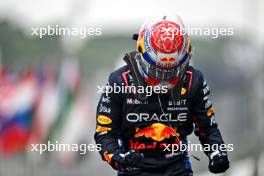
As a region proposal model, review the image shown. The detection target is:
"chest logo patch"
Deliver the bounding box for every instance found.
[134,123,180,142]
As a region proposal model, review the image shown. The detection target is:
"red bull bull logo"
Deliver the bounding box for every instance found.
[134,123,180,142]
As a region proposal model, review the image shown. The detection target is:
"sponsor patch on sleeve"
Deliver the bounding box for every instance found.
[103,152,114,164]
[97,115,112,125]
[96,125,112,133]
[207,107,215,116]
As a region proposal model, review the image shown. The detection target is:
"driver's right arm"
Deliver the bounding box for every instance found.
[94,72,124,168]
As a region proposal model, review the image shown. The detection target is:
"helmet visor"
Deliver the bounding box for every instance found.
[138,54,182,81]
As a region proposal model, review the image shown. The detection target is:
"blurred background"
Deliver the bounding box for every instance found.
[0,0,263,175]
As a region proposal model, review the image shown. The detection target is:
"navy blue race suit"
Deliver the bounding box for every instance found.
[94,54,228,176]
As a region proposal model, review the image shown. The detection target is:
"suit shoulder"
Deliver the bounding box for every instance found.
[187,66,204,85]
[108,65,129,85]
[187,66,204,78]
[185,66,206,98]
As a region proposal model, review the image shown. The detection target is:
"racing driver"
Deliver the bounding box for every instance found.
[94,15,229,176]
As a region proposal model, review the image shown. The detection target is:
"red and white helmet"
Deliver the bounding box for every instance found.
[136,15,191,89]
